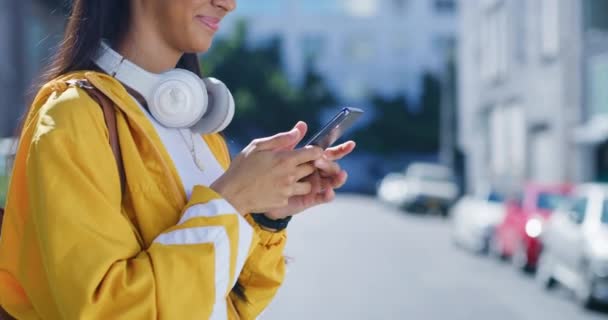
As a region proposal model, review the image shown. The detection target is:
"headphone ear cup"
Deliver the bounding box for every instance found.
[148,69,207,128]
[190,77,235,134]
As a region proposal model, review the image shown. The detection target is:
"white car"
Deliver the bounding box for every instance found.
[377,163,459,215]
[451,191,506,254]
[538,184,608,309]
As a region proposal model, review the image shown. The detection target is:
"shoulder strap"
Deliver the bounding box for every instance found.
[66,80,126,195]
[87,86,126,196]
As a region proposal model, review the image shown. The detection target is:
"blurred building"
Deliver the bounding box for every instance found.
[220,0,458,104]
[0,0,65,137]
[0,0,459,136]
[458,0,608,195]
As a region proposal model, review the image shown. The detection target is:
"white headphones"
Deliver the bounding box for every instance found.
[93,41,235,134]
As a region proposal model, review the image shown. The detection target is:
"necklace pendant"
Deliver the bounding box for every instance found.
[194,156,205,172]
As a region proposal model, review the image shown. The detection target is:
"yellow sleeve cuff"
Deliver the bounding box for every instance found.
[244,214,287,249]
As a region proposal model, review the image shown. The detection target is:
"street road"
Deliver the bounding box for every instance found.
[263,195,608,320]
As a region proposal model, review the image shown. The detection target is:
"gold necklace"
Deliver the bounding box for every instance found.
[179,129,205,172]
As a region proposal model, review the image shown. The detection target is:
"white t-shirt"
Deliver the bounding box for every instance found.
[132,98,226,199]
[131,98,256,320]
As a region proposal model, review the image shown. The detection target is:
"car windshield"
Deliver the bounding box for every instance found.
[602,200,608,224]
[487,192,503,203]
[408,166,453,181]
[536,192,567,211]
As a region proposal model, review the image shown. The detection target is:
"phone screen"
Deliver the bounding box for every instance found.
[304,107,363,149]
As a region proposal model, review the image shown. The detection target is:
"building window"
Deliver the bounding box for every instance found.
[342,0,380,17]
[587,53,608,116]
[490,107,508,177]
[392,0,409,13]
[480,2,509,84]
[540,0,560,58]
[513,0,527,64]
[433,35,455,57]
[584,0,608,32]
[300,34,327,61]
[344,35,375,63]
[506,104,526,178]
[392,35,409,57]
[343,77,368,101]
[496,6,509,79]
[434,0,456,13]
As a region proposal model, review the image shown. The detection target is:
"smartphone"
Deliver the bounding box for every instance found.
[303,107,364,149]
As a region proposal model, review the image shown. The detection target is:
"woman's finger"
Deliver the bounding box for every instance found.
[318,170,348,191]
[284,121,308,150]
[330,170,348,189]
[314,158,341,177]
[292,181,312,196]
[321,188,336,203]
[295,163,316,181]
[324,141,356,161]
[253,121,307,151]
[288,146,324,166]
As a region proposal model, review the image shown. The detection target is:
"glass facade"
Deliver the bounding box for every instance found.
[585,0,608,31]
[588,54,608,116]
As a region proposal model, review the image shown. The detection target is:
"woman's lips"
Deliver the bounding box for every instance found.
[196,16,220,32]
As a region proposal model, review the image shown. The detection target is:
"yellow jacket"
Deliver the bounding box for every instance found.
[0,71,286,319]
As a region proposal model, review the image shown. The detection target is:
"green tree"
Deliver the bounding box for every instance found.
[351,72,441,154]
[202,21,336,145]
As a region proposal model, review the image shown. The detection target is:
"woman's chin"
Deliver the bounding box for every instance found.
[191,39,213,54]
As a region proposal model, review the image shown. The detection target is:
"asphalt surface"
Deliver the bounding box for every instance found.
[262,194,608,320]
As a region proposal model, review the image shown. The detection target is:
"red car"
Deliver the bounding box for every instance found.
[491,183,572,271]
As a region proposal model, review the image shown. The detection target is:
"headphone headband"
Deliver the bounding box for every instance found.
[94,41,159,99]
[92,40,235,133]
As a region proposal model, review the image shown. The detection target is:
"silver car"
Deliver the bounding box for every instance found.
[537,184,608,309]
[451,191,505,254]
[377,163,459,216]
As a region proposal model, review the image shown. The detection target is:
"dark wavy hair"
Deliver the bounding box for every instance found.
[42,0,201,83]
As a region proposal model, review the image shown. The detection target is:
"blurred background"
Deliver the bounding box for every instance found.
[2,0,608,319]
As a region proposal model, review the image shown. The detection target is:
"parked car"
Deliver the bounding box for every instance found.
[491,183,572,271]
[537,184,608,309]
[377,172,409,207]
[451,190,505,254]
[377,162,459,216]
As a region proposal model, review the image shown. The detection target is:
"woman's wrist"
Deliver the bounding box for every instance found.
[210,178,248,215]
[251,213,291,232]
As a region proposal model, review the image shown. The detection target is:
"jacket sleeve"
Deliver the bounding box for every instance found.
[23,94,255,319]
[203,133,289,319]
[228,215,287,319]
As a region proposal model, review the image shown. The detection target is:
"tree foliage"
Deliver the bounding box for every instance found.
[203,21,442,154]
[201,21,336,145]
[350,72,441,154]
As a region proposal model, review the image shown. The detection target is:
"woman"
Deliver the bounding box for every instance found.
[0,0,355,319]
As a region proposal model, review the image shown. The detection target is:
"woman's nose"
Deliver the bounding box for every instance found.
[212,0,237,13]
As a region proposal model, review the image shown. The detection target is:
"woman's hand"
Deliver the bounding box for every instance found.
[265,141,356,220]
[211,122,323,215]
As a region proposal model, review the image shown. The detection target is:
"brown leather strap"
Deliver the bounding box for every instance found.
[83,87,126,195]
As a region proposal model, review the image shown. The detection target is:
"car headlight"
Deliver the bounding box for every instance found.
[525,218,543,238]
